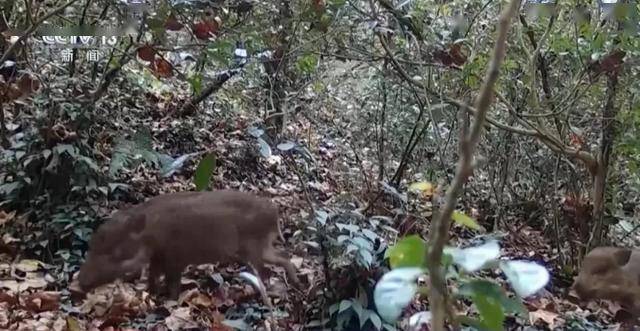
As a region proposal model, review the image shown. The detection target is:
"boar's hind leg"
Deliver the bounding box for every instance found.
[262,248,302,290]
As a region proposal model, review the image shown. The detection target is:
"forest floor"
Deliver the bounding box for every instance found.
[0,72,633,331]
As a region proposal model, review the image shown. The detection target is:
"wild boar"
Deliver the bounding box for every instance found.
[571,246,640,315]
[77,190,301,299]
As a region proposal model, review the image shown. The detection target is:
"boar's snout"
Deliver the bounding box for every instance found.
[78,254,118,292]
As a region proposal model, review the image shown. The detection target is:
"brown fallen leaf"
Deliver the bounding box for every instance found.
[529,309,559,329]
[210,310,233,331]
[0,291,18,306]
[165,306,198,330]
[187,292,214,308]
[0,210,16,226]
[0,302,9,328]
[164,15,184,31]
[137,45,156,62]
[0,277,48,292]
[23,291,60,313]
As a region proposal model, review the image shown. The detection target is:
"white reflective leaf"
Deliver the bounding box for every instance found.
[248,126,264,137]
[238,271,265,293]
[446,241,500,272]
[374,267,424,323]
[500,260,549,297]
[408,311,432,329]
[277,141,295,151]
[161,153,197,177]
[222,319,250,330]
[257,138,272,157]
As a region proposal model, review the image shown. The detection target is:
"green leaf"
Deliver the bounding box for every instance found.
[77,155,100,172]
[0,181,22,195]
[206,39,235,66]
[452,211,481,230]
[338,299,352,313]
[374,267,424,323]
[458,279,527,316]
[188,74,203,95]
[296,53,318,74]
[359,249,373,267]
[368,313,383,330]
[474,293,505,331]
[386,235,426,268]
[54,144,76,157]
[194,154,216,191]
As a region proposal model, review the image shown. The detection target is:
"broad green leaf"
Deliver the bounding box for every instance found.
[351,301,365,327]
[368,313,382,330]
[359,249,373,267]
[194,154,215,191]
[474,294,504,331]
[458,280,527,316]
[386,235,426,268]
[452,210,481,230]
[500,260,550,297]
[373,267,424,323]
[329,303,340,315]
[77,155,100,172]
[352,236,373,250]
[54,144,76,156]
[338,299,352,313]
[455,316,484,329]
[315,209,328,225]
[445,241,500,272]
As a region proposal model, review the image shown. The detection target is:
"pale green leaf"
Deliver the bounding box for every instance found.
[452,210,481,230]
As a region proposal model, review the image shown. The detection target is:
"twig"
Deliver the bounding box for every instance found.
[284,154,315,214]
[425,0,522,329]
[0,101,9,148]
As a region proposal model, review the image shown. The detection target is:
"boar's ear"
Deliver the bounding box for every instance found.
[613,248,632,266]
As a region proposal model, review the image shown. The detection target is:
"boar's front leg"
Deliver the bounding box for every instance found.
[263,248,302,290]
[147,255,163,295]
[165,265,184,300]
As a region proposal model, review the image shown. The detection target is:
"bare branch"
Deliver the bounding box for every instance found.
[425,0,522,329]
